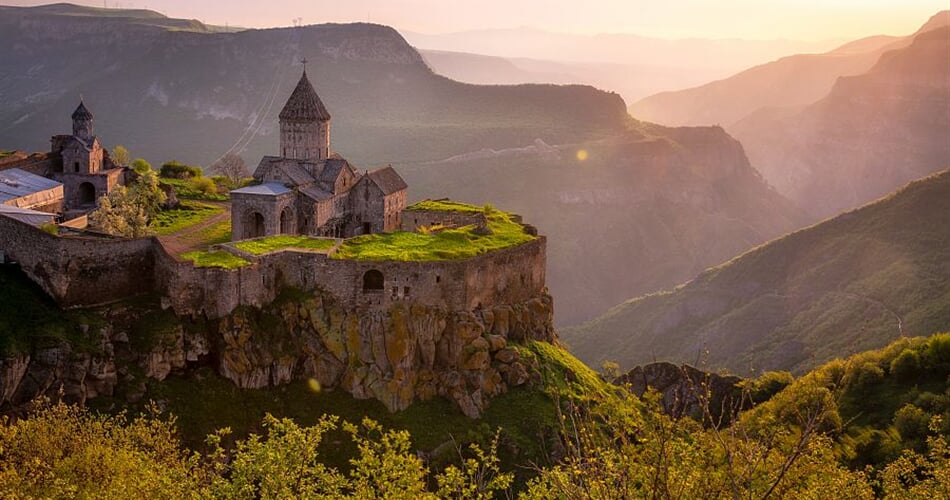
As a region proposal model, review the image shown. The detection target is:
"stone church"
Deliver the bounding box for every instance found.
[231,69,407,240]
[50,101,127,211]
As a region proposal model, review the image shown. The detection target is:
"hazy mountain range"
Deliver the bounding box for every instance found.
[632,11,950,218]
[406,27,842,103]
[0,3,805,326]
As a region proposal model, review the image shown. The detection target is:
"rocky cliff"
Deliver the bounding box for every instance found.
[0,277,556,418]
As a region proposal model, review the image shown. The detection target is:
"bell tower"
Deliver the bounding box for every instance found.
[278,62,331,161]
[72,100,94,143]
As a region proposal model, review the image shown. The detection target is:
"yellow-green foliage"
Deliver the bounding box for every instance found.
[406,199,486,214]
[181,250,250,269]
[0,401,511,499]
[333,208,534,261]
[233,235,336,255]
[742,333,950,469]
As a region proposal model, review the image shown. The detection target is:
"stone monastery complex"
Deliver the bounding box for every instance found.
[0,65,548,330]
[231,69,407,241]
[0,67,552,417]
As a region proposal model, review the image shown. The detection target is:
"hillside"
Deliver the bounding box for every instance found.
[0,4,807,325]
[564,170,950,375]
[733,22,950,217]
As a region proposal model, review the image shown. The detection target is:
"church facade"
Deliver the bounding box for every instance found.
[231,69,407,241]
[49,101,127,211]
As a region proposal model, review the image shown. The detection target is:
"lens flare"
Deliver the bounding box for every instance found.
[576,149,589,161]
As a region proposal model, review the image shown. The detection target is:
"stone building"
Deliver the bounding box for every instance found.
[48,101,127,211]
[231,69,407,240]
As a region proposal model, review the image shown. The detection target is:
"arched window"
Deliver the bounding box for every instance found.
[362,270,384,292]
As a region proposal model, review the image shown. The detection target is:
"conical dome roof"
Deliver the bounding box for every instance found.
[72,100,93,121]
[279,70,331,122]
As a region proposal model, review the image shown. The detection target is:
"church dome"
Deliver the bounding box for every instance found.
[72,100,93,121]
[279,70,331,122]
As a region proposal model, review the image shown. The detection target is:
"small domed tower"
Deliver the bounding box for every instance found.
[71,100,94,143]
[278,68,331,161]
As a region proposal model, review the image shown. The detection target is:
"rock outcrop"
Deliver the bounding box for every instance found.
[616,362,742,422]
[0,288,556,418]
[214,290,555,417]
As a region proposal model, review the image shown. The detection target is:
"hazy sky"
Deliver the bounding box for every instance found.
[5,0,945,40]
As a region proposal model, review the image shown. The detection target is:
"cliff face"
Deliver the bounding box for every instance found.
[0,284,555,419]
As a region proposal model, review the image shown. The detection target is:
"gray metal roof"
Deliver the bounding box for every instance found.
[0,205,55,226]
[0,168,63,203]
[230,182,292,197]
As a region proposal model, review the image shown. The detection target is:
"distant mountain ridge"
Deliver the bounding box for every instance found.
[0,3,807,326]
[631,10,950,219]
[564,170,950,375]
[733,21,950,217]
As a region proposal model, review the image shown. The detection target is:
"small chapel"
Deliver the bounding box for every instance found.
[50,101,127,210]
[230,68,407,241]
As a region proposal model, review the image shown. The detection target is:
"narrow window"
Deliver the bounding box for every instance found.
[403,286,410,296]
[436,275,441,283]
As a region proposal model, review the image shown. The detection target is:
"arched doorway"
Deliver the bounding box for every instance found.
[245,211,266,239]
[78,182,96,205]
[362,270,384,292]
[280,207,293,235]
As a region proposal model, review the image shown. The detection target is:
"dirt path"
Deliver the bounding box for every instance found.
[158,201,231,256]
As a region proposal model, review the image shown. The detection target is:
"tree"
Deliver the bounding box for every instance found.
[130,158,152,174]
[210,153,249,183]
[90,169,167,238]
[111,145,130,166]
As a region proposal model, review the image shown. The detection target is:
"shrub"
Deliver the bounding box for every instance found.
[890,349,921,381]
[853,362,885,389]
[130,158,152,174]
[160,161,202,179]
[893,404,930,443]
[189,176,218,197]
[743,370,794,403]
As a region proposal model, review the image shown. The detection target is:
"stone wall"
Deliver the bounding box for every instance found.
[1,208,546,323]
[156,236,545,322]
[0,214,155,306]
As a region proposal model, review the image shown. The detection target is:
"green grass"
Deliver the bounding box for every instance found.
[333,208,534,261]
[233,235,337,255]
[405,199,487,214]
[181,250,250,269]
[151,201,223,236]
[189,218,232,246]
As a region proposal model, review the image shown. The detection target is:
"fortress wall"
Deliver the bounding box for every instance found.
[0,214,155,306]
[3,211,546,319]
[463,236,546,309]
